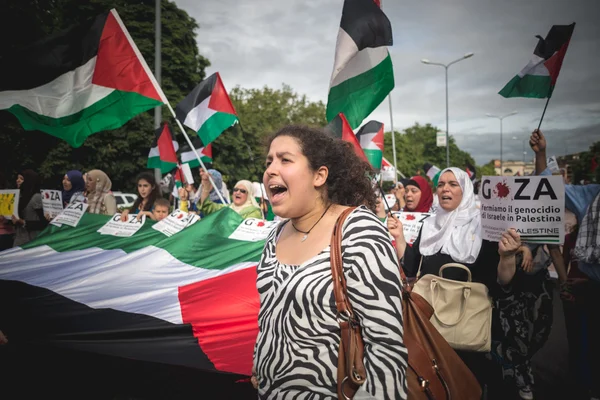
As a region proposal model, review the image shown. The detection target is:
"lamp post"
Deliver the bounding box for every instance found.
[421,52,474,168]
[486,111,518,176]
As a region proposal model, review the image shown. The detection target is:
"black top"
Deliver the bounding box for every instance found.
[402,231,500,290]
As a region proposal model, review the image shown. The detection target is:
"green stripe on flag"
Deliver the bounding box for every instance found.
[363,149,382,171]
[23,208,265,269]
[5,90,163,148]
[498,74,553,99]
[197,112,238,145]
[326,53,394,129]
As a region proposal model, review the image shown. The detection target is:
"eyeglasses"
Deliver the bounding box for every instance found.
[233,188,247,194]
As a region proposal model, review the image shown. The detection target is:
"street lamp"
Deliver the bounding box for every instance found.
[512,136,528,163]
[421,52,474,168]
[486,111,518,176]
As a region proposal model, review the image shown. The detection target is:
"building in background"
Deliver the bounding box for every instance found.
[494,160,535,176]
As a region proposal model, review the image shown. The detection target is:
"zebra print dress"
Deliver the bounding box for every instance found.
[254,206,408,399]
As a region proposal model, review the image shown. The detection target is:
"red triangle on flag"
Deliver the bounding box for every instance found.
[373,124,384,152]
[208,73,237,116]
[202,144,213,159]
[92,10,165,103]
[339,113,368,163]
[158,124,178,164]
[544,40,572,85]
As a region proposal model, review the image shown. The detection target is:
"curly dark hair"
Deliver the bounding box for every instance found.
[130,172,162,212]
[266,125,377,211]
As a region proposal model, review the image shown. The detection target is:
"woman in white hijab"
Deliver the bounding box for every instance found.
[179,179,263,220]
[388,167,520,286]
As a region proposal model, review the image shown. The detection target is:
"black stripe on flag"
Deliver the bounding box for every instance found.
[340,0,393,51]
[0,279,217,371]
[533,23,575,60]
[175,73,218,124]
[178,135,204,155]
[356,120,383,138]
[0,12,109,91]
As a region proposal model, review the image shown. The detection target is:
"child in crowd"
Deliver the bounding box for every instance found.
[134,198,170,221]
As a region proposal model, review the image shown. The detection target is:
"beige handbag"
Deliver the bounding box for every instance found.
[411,262,492,352]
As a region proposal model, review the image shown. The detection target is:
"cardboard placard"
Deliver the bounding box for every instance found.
[51,202,88,228]
[229,218,280,242]
[480,176,565,244]
[98,213,146,237]
[391,212,433,245]
[41,190,63,218]
[0,190,19,218]
[152,209,199,237]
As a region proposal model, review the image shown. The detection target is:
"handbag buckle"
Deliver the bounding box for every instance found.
[336,310,352,324]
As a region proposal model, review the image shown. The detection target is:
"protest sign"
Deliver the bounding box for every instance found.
[41,190,63,218]
[152,209,199,237]
[480,176,565,244]
[51,202,88,227]
[391,212,432,245]
[0,190,19,218]
[383,194,397,210]
[181,163,194,185]
[98,213,146,237]
[546,156,560,173]
[229,218,279,242]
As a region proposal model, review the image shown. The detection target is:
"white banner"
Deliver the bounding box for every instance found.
[51,202,88,228]
[98,213,146,237]
[546,155,560,173]
[229,218,280,242]
[41,190,63,218]
[383,194,397,210]
[391,212,433,245]
[436,131,446,147]
[152,209,199,237]
[480,176,565,244]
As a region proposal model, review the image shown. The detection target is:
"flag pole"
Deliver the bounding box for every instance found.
[537,97,551,130]
[388,95,398,185]
[165,103,229,205]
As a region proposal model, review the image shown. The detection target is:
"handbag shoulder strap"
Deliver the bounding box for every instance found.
[330,207,357,317]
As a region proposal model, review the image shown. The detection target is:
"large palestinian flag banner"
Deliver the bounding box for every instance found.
[499,23,575,99]
[0,208,263,378]
[175,72,238,146]
[356,120,384,171]
[0,9,167,148]
[326,0,394,129]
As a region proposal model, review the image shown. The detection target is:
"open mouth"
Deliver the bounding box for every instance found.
[440,196,452,201]
[268,184,288,203]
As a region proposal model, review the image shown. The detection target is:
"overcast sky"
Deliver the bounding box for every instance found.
[172,0,599,165]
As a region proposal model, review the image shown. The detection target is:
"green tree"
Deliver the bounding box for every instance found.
[571,141,600,184]
[478,161,497,179]
[383,123,477,179]
[0,0,209,191]
[209,84,328,185]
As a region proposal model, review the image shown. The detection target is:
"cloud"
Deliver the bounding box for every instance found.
[173,0,600,164]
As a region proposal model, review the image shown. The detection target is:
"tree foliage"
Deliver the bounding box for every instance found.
[383,123,484,179]
[0,0,209,191]
[571,141,600,184]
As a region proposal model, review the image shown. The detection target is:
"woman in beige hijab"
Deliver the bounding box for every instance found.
[85,170,117,215]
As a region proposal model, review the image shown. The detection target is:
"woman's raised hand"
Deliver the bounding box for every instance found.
[387,214,404,239]
[498,229,521,257]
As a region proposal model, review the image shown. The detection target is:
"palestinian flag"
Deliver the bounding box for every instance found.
[382,156,394,169]
[326,0,394,129]
[465,162,477,181]
[0,208,264,378]
[356,120,384,170]
[325,113,368,163]
[0,9,166,148]
[499,23,575,99]
[179,135,213,168]
[147,123,179,174]
[175,72,238,146]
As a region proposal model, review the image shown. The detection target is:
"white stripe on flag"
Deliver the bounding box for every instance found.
[359,132,380,150]
[0,245,255,325]
[0,57,114,118]
[517,54,550,78]
[183,96,216,132]
[331,45,389,87]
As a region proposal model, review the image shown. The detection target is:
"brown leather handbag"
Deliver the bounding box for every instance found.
[330,207,366,399]
[400,265,482,400]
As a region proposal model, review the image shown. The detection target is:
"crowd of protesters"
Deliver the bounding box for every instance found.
[0,125,599,400]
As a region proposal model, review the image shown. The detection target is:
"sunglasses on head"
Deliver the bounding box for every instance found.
[233,188,247,194]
